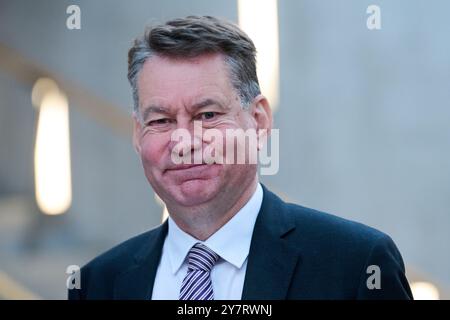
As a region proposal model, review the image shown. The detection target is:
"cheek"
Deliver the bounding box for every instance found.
[223,163,257,186]
[140,136,167,167]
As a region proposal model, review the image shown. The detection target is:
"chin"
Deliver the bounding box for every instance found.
[171,179,221,207]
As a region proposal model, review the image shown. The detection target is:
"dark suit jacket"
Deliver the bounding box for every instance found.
[68,185,413,300]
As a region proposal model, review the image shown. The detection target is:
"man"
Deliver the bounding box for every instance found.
[69,16,412,300]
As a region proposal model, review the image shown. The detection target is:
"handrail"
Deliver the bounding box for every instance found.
[0,270,40,300]
[0,43,132,138]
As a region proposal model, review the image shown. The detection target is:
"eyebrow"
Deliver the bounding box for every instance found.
[141,98,228,121]
[190,98,227,111]
[141,105,170,121]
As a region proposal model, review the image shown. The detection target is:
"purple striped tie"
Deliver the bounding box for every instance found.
[179,243,219,300]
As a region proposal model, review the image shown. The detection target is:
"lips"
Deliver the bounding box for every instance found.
[164,163,220,181]
[166,163,206,171]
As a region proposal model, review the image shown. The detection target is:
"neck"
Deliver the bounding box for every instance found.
[168,176,258,241]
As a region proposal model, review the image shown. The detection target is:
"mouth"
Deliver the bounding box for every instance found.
[165,163,207,171]
[164,163,221,181]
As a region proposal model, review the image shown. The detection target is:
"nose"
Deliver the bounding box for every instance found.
[169,121,203,163]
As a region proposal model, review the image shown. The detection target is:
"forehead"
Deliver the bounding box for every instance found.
[137,53,235,110]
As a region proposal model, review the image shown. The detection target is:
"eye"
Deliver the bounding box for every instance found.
[147,118,171,126]
[200,112,217,120]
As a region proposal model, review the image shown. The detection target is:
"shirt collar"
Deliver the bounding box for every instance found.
[166,183,263,274]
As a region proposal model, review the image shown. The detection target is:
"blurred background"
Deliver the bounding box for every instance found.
[0,0,449,299]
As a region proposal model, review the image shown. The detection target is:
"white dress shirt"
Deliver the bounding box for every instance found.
[151,183,263,300]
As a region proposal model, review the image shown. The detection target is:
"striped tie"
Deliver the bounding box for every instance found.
[179,243,219,300]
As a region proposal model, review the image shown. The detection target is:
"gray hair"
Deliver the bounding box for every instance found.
[127,15,261,117]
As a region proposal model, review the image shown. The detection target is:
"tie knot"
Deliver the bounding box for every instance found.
[187,243,219,272]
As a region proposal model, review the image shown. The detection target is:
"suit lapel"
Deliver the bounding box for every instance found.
[242,185,300,299]
[113,221,168,299]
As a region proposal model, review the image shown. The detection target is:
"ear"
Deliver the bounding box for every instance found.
[132,112,142,154]
[251,95,273,150]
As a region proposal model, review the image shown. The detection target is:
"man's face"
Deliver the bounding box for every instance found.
[133,53,262,209]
